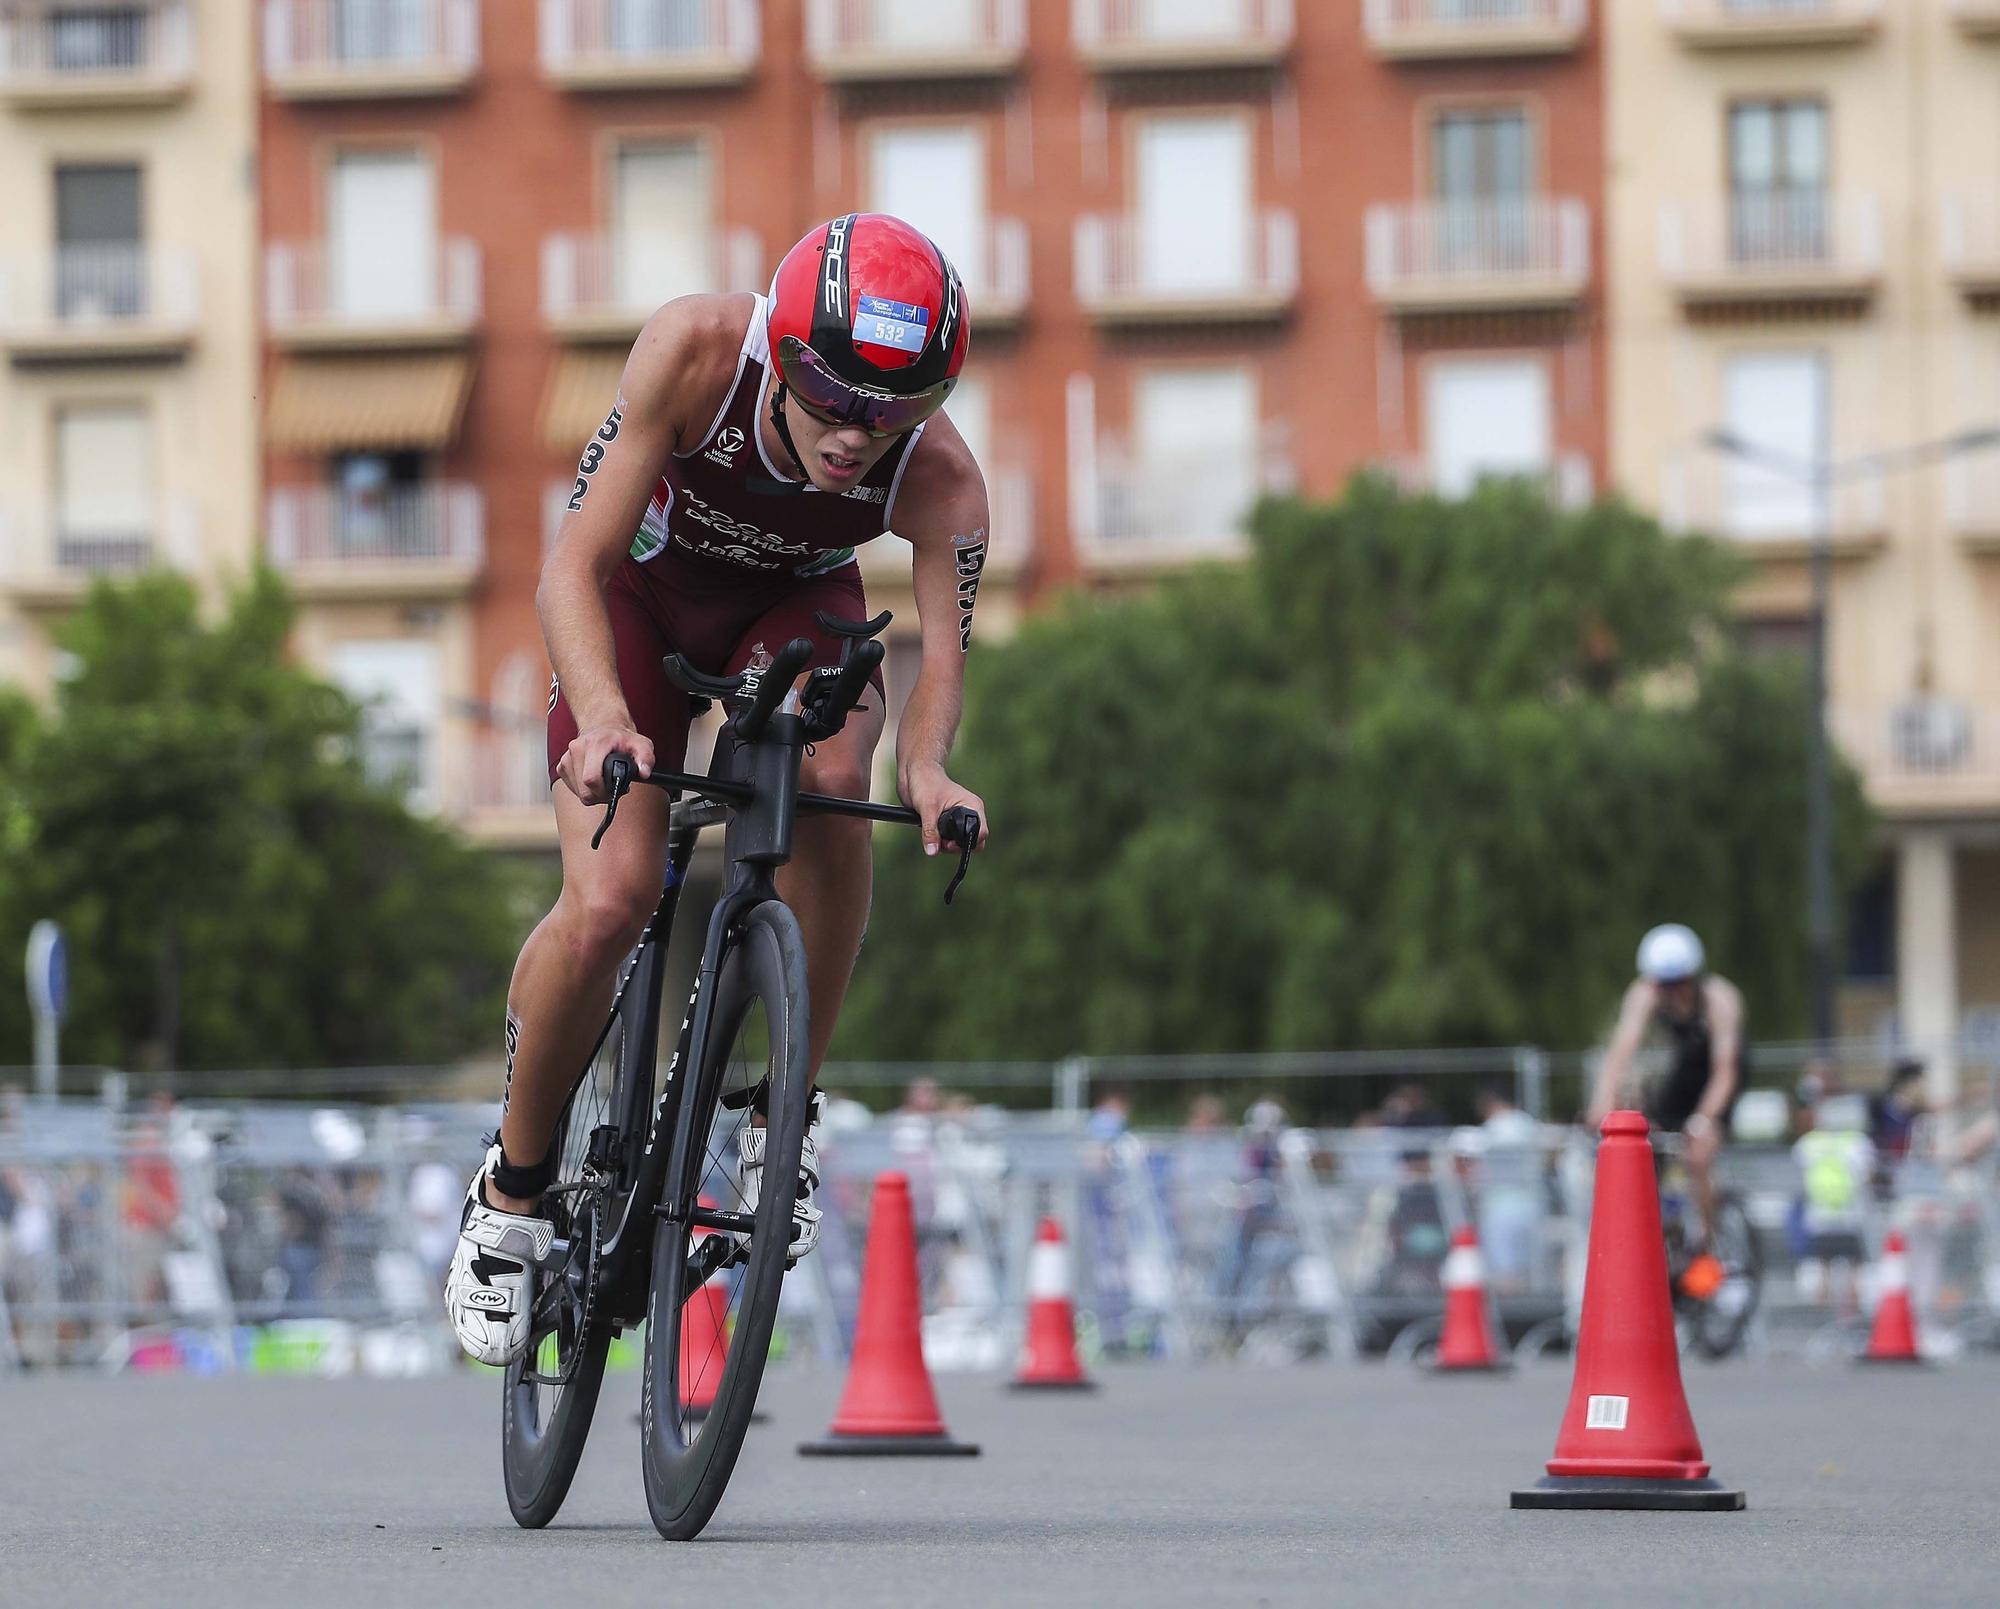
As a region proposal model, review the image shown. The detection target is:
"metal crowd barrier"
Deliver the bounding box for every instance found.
[2,1093,1995,1374]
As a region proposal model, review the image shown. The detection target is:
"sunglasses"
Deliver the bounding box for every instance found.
[776,335,955,439]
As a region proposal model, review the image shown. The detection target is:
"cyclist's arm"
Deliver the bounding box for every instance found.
[1695,976,1744,1126]
[890,416,991,850]
[1586,980,1655,1126]
[538,296,713,740]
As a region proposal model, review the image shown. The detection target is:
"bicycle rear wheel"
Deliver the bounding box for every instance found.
[501,998,646,1528]
[1684,1193,1763,1359]
[641,899,810,1541]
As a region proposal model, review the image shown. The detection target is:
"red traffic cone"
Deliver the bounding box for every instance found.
[1512,1113,1745,1511]
[799,1173,979,1456]
[1011,1216,1096,1391]
[679,1196,728,1417]
[1858,1230,1926,1365]
[1432,1227,1511,1373]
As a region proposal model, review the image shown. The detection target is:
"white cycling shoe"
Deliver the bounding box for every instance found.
[735,1113,822,1264]
[443,1144,555,1366]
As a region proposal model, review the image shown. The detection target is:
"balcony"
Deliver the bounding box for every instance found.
[1661,0,1879,50]
[1661,452,1886,559]
[1,246,199,362]
[267,484,484,600]
[1953,0,2000,38]
[1366,198,1590,316]
[0,2,193,106]
[1076,208,1297,326]
[1940,195,2000,309]
[0,500,199,608]
[263,0,479,100]
[538,0,758,90]
[541,228,763,342]
[1831,700,2000,820]
[807,0,1026,84]
[962,217,1029,329]
[1944,453,2000,551]
[1073,0,1292,73]
[1364,0,1587,61]
[1378,452,1594,510]
[1659,191,1880,315]
[266,239,481,349]
[1081,431,1292,571]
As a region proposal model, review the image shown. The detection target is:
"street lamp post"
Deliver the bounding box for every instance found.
[1699,426,2000,1054]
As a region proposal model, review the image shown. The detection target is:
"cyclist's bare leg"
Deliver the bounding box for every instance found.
[780,689,887,1085]
[490,782,670,1213]
[1689,1148,1719,1248]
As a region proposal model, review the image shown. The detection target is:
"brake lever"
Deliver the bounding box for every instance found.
[592,753,636,850]
[939,806,980,906]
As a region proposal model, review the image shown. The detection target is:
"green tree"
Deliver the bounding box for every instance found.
[834,475,1871,1061]
[0,570,529,1071]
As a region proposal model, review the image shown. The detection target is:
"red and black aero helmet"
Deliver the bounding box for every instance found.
[766,213,969,437]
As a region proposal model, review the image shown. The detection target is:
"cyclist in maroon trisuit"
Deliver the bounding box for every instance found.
[448,214,991,1363]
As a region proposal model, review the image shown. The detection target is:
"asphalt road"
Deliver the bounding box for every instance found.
[3,1358,1995,1608]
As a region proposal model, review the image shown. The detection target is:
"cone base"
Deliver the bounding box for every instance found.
[1430,1358,1513,1374]
[1511,1475,1745,1512]
[1856,1353,1928,1366]
[798,1432,980,1457]
[1008,1376,1097,1392]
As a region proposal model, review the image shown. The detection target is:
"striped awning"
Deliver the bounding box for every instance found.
[540,350,626,456]
[264,353,473,453]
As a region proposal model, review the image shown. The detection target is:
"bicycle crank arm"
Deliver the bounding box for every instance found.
[654,1201,757,1238]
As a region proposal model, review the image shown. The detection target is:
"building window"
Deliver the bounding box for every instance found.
[331,451,428,553]
[944,373,990,468]
[328,638,443,808]
[55,403,152,570]
[331,0,433,64]
[1430,106,1532,271]
[870,124,985,296]
[48,6,148,72]
[1727,99,1827,265]
[870,0,981,47]
[1721,351,1825,536]
[329,148,437,320]
[1423,357,1551,498]
[55,161,144,319]
[1135,365,1257,535]
[1134,114,1252,295]
[612,140,714,306]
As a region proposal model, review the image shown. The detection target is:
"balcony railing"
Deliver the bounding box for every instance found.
[1661,0,1879,49]
[1952,0,2000,38]
[1659,191,1881,311]
[1944,452,2000,545]
[541,228,763,340]
[1831,701,2000,814]
[807,0,1027,83]
[267,484,485,595]
[1076,208,1298,325]
[1073,0,1293,71]
[1,245,199,359]
[1660,452,1886,552]
[538,0,758,88]
[1378,452,1594,511]
[263,0,479,98]
[266,239,481,348]
[0,2,194,104]
[0,500,199,602]
[959,217,1029,327]
[1363,0,1587,60]
[1365,198,1590,314]
[1941,195,2000,305]
[1084,431,1293,569]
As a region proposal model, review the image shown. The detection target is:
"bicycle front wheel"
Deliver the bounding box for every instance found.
[641,899,811,1540]
[1685,1193,1763,1360]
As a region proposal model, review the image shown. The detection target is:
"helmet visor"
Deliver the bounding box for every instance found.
[776,335,955,438]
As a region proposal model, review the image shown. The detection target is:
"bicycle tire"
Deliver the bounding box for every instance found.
[1686,1192,1763,1360]
[641,899,810,1541]
[501,996,650,1528]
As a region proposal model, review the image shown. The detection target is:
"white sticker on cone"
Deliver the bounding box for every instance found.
[1585,1394,1630,1430]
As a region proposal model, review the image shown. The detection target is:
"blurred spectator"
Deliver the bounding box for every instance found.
[122,1093,180,1310]
[0,1082,25,1135]
[1375,1147,1449,1296]
[1475,1086,1538,1147]
[890,1076,943,1156]
[1087,1088,1132,1143]
[1183,1094,1227,1136]
[1790,1096,1873,1309]
[1378,1081,1446,1131]
[277,1173,330,1303]
[1868,1059,1927,1163]
[406,1159,460,1283]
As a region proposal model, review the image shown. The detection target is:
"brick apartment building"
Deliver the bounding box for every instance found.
[252,0,1605,846]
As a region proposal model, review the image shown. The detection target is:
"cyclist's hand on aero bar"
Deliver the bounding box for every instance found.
[561,723,655,806]
[902,763,988,858]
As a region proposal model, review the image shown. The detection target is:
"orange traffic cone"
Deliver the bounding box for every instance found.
[1511,1113,1745,1511]
[1432,1226,1511,1373]
[678,1196,728,1418]
[1011,1216,1096,1391]
[1858,1230,1926,1365]
[799,1173,980,1456]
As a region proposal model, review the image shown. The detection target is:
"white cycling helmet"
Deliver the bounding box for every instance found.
[1637,923,1705,983]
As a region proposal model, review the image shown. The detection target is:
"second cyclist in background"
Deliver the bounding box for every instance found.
[1585,923,1745,1247]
